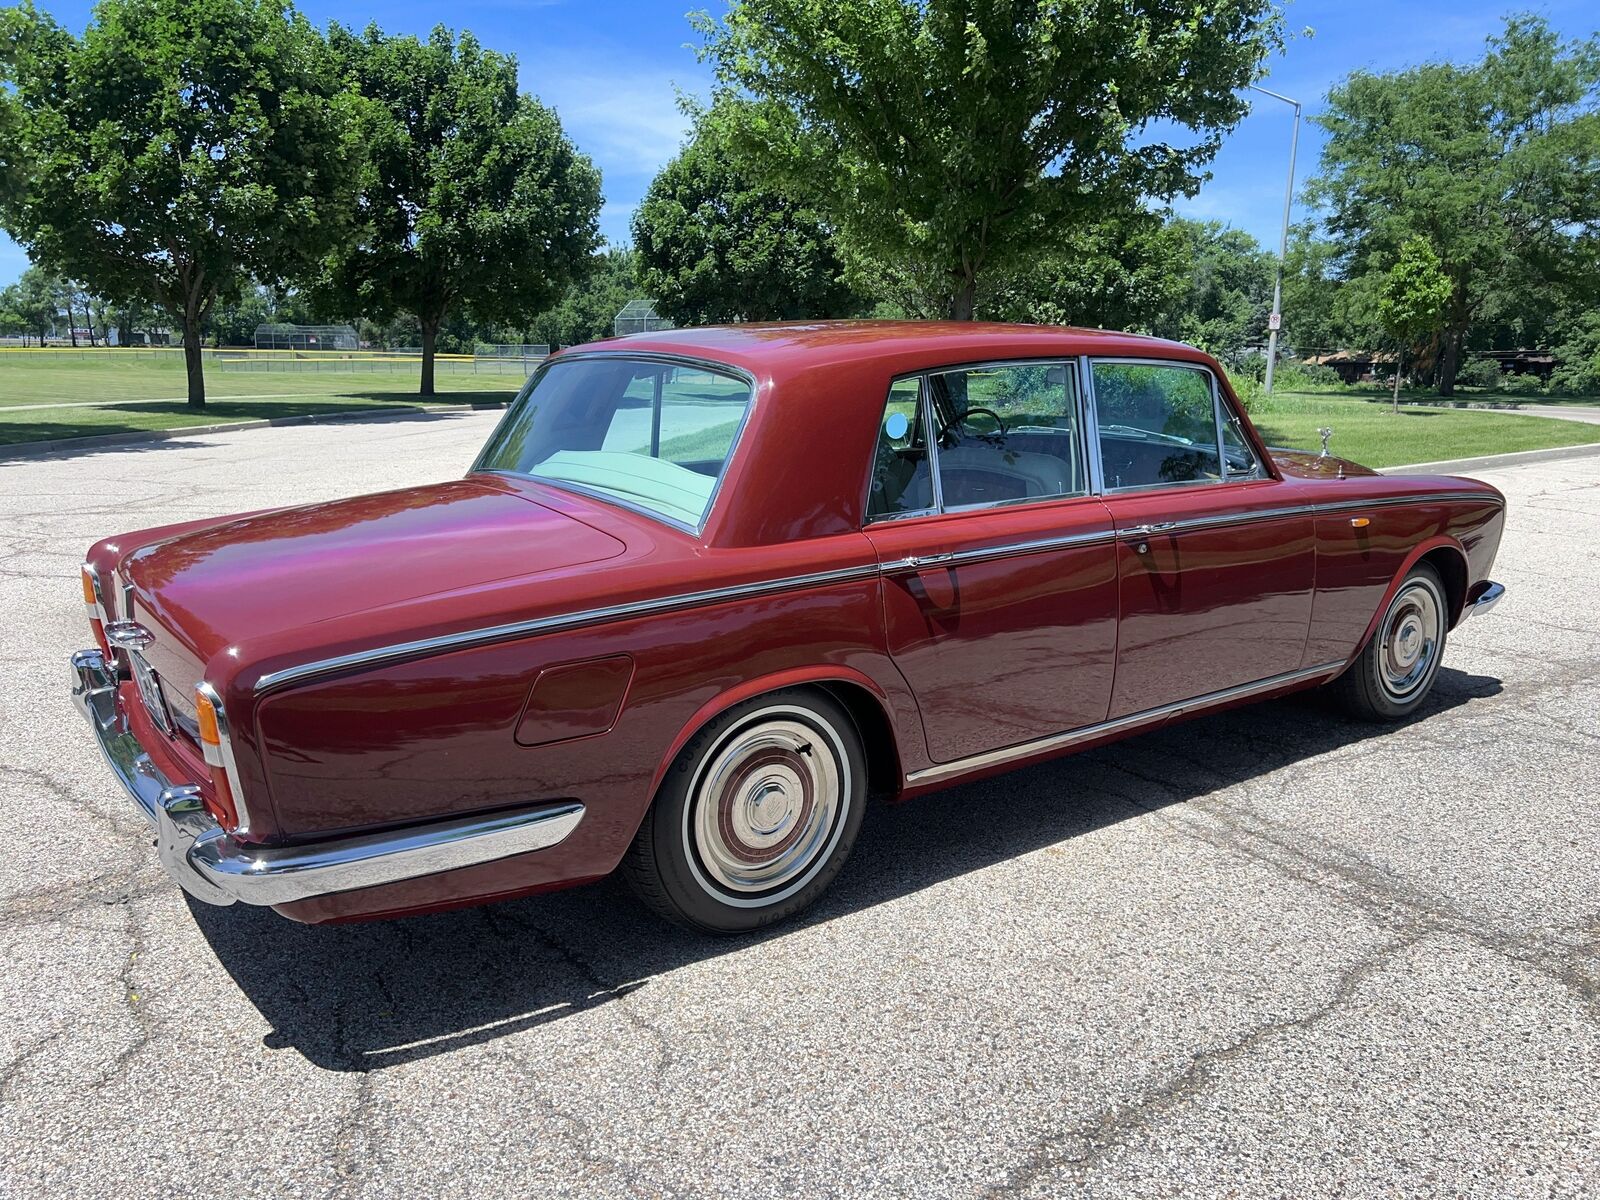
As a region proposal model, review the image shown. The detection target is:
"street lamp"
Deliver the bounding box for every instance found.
[1250,83,1301,395]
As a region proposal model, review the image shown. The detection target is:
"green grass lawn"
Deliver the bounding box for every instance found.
[0,352,523,444]
[1250,389,1600,467]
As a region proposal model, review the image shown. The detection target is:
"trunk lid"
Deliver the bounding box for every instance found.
[121,478,628,673]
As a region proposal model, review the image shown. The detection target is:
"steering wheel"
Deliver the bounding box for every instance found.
[957,406,1008,437]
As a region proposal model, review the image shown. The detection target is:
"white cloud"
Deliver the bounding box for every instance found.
[529,61,709,177]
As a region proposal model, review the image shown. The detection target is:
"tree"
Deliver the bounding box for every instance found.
[9,266,60,344]
[633,101,859,325]
[696,0,1284,319]
[527,248,641,348]
[1309,16,1600,394]
[1147,219,1274,355]
[319,24,602,395]
[983,213,1189,332]
[1377,238,1452,412]
[0,0,362,405]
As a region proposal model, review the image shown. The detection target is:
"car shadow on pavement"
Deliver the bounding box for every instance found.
[189,665,1501,1072]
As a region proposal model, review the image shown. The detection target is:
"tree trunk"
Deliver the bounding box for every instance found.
[420,320,438,397]
[66,296,79,347]
[948,278,978,321]
[1437,330,1461,397]
[182,307,206,408]
[1392,348,1402,414]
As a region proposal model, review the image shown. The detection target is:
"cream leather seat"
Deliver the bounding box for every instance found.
[905,441,1072,508]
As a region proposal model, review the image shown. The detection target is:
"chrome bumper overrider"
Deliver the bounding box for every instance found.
[1463,580,1506,621]
[70,649,585,908]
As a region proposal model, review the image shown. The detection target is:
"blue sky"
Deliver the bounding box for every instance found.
[2,0,1595,289]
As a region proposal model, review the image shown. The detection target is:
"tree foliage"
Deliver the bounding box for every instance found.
[633,101,859,326]
[317,24,602,394]
[0,0,362,405]
[1376,237,1452,407]
[1309,15,1600,393]
[527,248,640,348]
[696,0,1284,319]
[1147,219,1274,354]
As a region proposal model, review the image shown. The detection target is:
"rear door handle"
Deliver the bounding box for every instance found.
[1123,521,1178,537]
[902,551,955,568]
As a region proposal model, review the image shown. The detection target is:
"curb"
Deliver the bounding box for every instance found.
[0,401,509,461]
[1378,441,1600,475]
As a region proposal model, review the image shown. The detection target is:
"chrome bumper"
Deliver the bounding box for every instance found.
[1462,580,1506,621]
[70,649,585,908]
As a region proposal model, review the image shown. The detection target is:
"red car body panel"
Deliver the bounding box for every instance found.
[77,322,1506,924]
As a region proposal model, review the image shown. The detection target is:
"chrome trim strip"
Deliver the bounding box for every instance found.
[878,528,1115,574]
[71,647,583,907]
[196,680,253,836]
[905,661,1347,786]
[254,562,883,695]
[1078,355,1106,496]
[1111,492,1506,540]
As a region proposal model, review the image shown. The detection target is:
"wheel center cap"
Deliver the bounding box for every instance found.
[747,780,794,837]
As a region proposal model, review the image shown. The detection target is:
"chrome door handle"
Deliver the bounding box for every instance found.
[902,552,955,568]
[1124,521,1178,537]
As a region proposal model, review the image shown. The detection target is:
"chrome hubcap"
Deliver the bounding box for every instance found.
[1379,580,1442,698]
[686,710,849,904]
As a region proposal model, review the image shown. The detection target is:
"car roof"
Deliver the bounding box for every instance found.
[567,320,1201,377]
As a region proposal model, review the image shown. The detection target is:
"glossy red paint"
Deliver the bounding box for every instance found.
[75,321,1507,924]
[1100,482,1315,718]
[864,496,1118,762]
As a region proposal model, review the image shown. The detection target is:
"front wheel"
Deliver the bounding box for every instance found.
[622,689,867,934]
[1329,562,1449,721]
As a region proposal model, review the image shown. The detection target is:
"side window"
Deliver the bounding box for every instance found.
[1092,362,1222,490]
[926,363,1083,509]
[867,377,934,518]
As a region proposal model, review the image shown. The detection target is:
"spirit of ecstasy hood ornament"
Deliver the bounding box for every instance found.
[1318,427,1334,458]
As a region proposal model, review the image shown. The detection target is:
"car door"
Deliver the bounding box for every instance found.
[1088,358,1315,719]
[862,362,1118,764]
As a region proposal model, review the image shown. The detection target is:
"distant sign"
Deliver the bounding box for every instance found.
[1268,312,1282,331]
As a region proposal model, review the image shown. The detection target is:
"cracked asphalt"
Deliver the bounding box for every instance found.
[2,409,1598,1198]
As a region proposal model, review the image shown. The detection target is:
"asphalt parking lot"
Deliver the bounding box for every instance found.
[3,411,1597,1198]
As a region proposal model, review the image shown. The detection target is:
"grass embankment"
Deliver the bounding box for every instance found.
[1247,386,1600,468]
[0,351,523,445]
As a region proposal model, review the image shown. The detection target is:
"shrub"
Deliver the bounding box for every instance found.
[1457,358,1503,390]
[1275,361,1341,390]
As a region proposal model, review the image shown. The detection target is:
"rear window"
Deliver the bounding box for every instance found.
[475,357,754,530]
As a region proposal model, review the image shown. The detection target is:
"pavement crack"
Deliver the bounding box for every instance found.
[482,906,672,1074]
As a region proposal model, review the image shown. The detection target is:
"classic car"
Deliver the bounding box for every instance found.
[70,322,1506,933]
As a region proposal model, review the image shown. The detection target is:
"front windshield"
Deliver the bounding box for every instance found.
[475,356,755,530]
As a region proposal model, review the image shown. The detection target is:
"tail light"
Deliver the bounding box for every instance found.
[195,686,242,830]
[81,565,110,656]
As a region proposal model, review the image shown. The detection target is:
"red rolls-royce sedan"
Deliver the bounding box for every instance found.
[70,322,1506,933]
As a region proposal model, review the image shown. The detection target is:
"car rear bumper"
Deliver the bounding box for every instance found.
[70,648,585,908]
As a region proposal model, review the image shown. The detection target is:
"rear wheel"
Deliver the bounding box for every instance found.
[623,689,867,934]
[1329,562,1449,721]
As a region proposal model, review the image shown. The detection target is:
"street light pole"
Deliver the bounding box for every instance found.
[1250,83,1301,395]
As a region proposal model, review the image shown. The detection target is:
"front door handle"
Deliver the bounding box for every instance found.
[1123,521,1178,538]
[902,551,955,569]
